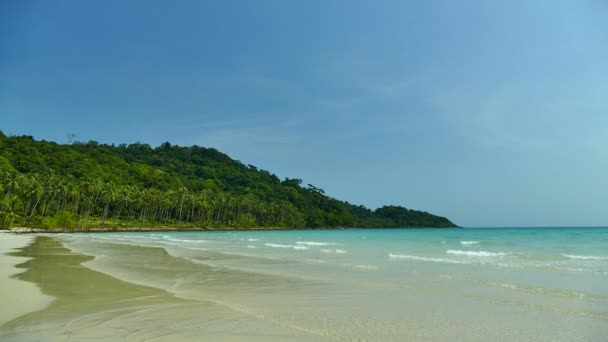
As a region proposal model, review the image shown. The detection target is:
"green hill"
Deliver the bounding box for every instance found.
[0,131,457,229]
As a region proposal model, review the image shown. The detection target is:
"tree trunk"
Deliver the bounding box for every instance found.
[102,201,110,224]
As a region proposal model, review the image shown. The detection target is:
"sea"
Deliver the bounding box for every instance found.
[59,227,608,341]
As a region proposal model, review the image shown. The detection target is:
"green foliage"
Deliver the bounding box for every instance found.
[373,205,455,228]
[44,210,76,230]
[0,131,457,229]
[0,194,23,228]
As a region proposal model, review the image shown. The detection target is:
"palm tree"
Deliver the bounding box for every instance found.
[27,178,45,218]
[100,183,118,224]
[4,173,22,196]
[67,182,81,216]
[0,195,23,228]
[177,186,187,223]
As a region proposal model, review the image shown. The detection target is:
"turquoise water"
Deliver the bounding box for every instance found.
[62,228,608,341]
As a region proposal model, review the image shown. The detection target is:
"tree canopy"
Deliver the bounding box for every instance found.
[0,132,457,229]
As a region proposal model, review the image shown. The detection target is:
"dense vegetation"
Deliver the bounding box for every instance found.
[0,131,457,230]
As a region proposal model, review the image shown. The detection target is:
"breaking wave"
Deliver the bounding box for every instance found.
[562,254,608,260]
[446,250,506,257]
[296,241,339,246]
[460,241,480,246]
[388,253,469,264]
[265,243,309,250]
[320,249,347,254]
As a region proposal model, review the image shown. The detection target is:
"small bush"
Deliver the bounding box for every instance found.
[234,214,257,228]
[44,211,77,230]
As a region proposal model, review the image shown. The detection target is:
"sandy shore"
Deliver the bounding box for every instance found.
[3,231,605,341]
[0,233,54,326]
[0,235,325,341]
[4,226,357,234]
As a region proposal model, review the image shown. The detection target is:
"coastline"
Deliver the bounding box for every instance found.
[2,229,606,341]
[0,235,328,341]
[0,234,54,326]
[2,225,457,234]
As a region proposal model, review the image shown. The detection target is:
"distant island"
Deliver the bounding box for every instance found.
[0,131,457,230]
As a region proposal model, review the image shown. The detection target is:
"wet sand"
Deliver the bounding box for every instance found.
[0,236,326,341]
[0,234,53,326]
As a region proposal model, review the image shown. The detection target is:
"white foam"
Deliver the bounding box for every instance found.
[296,241,339,246]
[388,253,469,264]
[164,237,207,243]
[353,264,378,270]
[320,248,347,254]
[247,238,259,242]
[265,243,293,248]
[109,234,204,244]
[87,236,163,249]
[446,250,506,257]
[182,246,209,251]
[247,245,257,249]
[106,234,143,239]
[265,243,309,250]
[562,254,608,260]
[460,241,480,246]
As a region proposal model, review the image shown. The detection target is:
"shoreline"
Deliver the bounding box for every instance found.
[2,226,457,234]
[2,229,606,341]
[0,235,54,326]
[1,235,328,341]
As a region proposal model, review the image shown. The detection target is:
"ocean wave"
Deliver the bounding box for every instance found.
[264,243,309,250]
[446,250,506,257]
[91,235,145,242]
[296,241,339,246]
[182,246,209,251]
[320,248,347,254]
[247,245,257,249]
[460,241,480,246]
[247,238,259,242]
[265,243,293,248]
[352,264,378,270]
[163,237,208,243]
[388,253,469,264]
[106,234,144,239]
[562,254,608,260]
[88,236,158,248]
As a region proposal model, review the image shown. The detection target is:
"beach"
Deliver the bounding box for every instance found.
[1,228,607,341]
[0,234,54,327]
[0,234,324,341]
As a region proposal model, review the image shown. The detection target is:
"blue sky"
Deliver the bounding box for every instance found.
[1,0,607,227]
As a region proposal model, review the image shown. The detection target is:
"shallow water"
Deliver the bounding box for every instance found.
[5,228,608,341]
[0,236,326,341]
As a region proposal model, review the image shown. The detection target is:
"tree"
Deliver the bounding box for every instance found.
[0,133,458,229]
[0,195,23,228]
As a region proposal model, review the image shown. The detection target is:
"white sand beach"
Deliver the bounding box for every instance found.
[0,233,54,326]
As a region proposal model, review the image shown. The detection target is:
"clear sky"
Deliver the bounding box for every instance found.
[1,1,607,227]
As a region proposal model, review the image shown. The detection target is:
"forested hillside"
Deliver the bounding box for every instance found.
[0,131,457,229]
